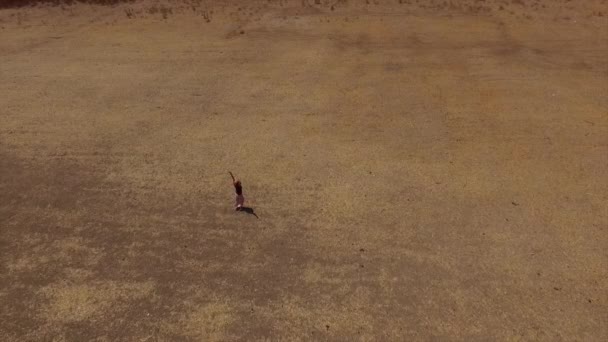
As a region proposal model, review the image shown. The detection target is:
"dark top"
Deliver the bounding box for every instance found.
[234,182,243,196]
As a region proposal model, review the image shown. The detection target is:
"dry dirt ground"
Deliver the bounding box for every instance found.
[1,0,607,340]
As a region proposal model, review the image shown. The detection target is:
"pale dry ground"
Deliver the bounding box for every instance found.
[1,0,607,341]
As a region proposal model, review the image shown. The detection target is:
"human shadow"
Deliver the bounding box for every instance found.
[238,206,259,219]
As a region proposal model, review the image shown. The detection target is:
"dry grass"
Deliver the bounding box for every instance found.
[1,0,607,340]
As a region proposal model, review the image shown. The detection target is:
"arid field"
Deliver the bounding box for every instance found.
[1,0,607,340]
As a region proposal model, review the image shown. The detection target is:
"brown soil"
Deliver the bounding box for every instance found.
[1,0,607,340]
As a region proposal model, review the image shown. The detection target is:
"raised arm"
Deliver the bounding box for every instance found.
[229,171,236,183]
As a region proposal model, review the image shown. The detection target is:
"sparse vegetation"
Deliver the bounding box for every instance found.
[201,9,212,22]
[0,0,135,9]
[124,6,133,18]
[1,1,607,340]
[159,5,171,19]
[145,4,173,18]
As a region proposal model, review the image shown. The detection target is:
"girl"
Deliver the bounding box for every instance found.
[229,171,245,210]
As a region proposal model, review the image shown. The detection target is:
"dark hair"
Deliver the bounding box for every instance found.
[234,181,243,195]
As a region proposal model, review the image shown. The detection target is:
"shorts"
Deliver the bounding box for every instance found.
[235,195,245,207]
